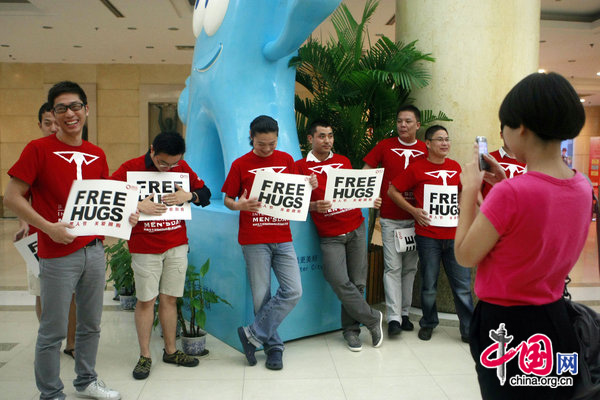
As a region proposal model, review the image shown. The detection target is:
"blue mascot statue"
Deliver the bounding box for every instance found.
[178,0,343,351]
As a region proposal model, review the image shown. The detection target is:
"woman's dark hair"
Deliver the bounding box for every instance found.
[47,81,87,106]
[152,131,186,156]
[499,72,585,141]
[249,115,278,145]
[425,125,448,140]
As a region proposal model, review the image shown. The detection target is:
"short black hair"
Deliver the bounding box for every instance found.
[152,131,186,156]
[499,72,585,141]
[307,119,332,136]
[47,81,87,107]
[249,115,278,145]
[397,105,421,122]
[424,125,448,140]
[38,102,53,123]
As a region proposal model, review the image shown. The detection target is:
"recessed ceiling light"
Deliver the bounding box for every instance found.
[128,27,137,30]
[538,69,546,73]
[168,27,179,31]
[42,26,53,29]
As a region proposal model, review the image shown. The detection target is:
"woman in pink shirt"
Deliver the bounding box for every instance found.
[455,72,591,400]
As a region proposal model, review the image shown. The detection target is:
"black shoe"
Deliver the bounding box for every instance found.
[162,349,199,367]
[132,355,152,379]
[461,335,470,344]
[387,320,402,337]
[237,327,257,366]
[418,327,433,341]
[401,316,414,331]
[265,349,283,370]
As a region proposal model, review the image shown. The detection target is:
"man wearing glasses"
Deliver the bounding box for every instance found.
[387,125,473,343]
[4,81,138,400]
[111,131,211,380]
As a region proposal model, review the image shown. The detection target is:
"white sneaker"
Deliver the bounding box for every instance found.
[76,379,121,399]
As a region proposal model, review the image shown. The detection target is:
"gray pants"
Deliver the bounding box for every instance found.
[379,218,419,323]
[35,241,105,400]
[319,223,379,336]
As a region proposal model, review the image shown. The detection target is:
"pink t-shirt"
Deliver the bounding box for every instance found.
[477,171,592,306]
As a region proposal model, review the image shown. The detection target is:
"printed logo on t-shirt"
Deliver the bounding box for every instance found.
[499,163,526,178]
[54,151,100,180]
[248,166,287,175]
[424,170,457,186]
[308,163,343,175]
[391,149,424,169]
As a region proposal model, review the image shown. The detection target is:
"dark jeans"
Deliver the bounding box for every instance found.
[415,235,473,337]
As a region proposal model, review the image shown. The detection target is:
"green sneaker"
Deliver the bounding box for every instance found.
[162,349,199,367]
[132,355,152,380]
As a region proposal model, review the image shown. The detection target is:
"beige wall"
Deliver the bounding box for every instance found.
[0,63,190,201]
[575,106,600,176]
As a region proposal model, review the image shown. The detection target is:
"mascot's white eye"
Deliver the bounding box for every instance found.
[203,0,229,36]
[192,0,207,38]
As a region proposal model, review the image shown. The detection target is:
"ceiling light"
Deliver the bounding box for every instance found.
[580,98,585,103]
[538,69,546,73]
[597,72,600,76]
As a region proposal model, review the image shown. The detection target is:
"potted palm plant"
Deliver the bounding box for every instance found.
[105,239,136,310]
[177,258,232,356]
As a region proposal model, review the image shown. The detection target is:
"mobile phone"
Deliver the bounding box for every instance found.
[476,136,489,171]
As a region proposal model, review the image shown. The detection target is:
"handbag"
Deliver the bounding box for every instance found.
[562,189,600,400]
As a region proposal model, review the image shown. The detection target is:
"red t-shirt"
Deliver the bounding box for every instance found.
[391,157,461,240]
[110,153,206,254]
[481,148,527,198]
[221,150,295,245]
[363,137,427,220]
[295,153,364,237]
[8,134,108,258]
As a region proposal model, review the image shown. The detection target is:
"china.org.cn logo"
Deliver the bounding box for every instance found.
[480,323,577,388]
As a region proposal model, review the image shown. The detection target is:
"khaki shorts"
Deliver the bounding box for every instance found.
[131,244,188,302]
[27,269,40,296]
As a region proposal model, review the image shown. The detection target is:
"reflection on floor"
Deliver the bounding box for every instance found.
[0,219,597,400]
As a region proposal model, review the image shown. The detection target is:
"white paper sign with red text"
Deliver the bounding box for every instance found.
[62,179,139,240]
[249,171,312,221]
[324,168,384,209]
[127,171,191,221]
[14,233,40,277]
[423,184,459,227]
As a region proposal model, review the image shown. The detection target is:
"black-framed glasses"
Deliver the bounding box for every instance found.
[53,102,85,114]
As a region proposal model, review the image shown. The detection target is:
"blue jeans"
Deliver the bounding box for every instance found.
[415,235,473,337]
[241,242,302,353]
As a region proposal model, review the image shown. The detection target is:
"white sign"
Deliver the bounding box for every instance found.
[249,171,312,221]
[14,233,40,277]
[62,179,139,240]
[127,171,191,221]
[323,168,384,209]
[423,184,459,227]
[394,228,416,253]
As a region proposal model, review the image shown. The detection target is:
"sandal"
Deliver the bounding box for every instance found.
[63,348,75,359]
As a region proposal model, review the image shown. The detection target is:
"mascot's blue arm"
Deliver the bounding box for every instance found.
[263,0,342,61]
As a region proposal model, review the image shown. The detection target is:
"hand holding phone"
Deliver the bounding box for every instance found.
[476,136,489,171]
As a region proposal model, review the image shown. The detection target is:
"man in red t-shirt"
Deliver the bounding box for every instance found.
[481,127,526,198]
[388,125,473,342]
[296,120,383,352]
[111,131,211,380]
[4,81,135,400]
[363,105,427,336]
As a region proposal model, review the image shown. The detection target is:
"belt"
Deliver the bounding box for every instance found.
[84,238,102,248]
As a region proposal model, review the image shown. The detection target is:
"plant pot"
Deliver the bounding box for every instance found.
[181,335,209,356]
[119,294,137,310]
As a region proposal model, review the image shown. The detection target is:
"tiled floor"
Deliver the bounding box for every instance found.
[0,218,597,400]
